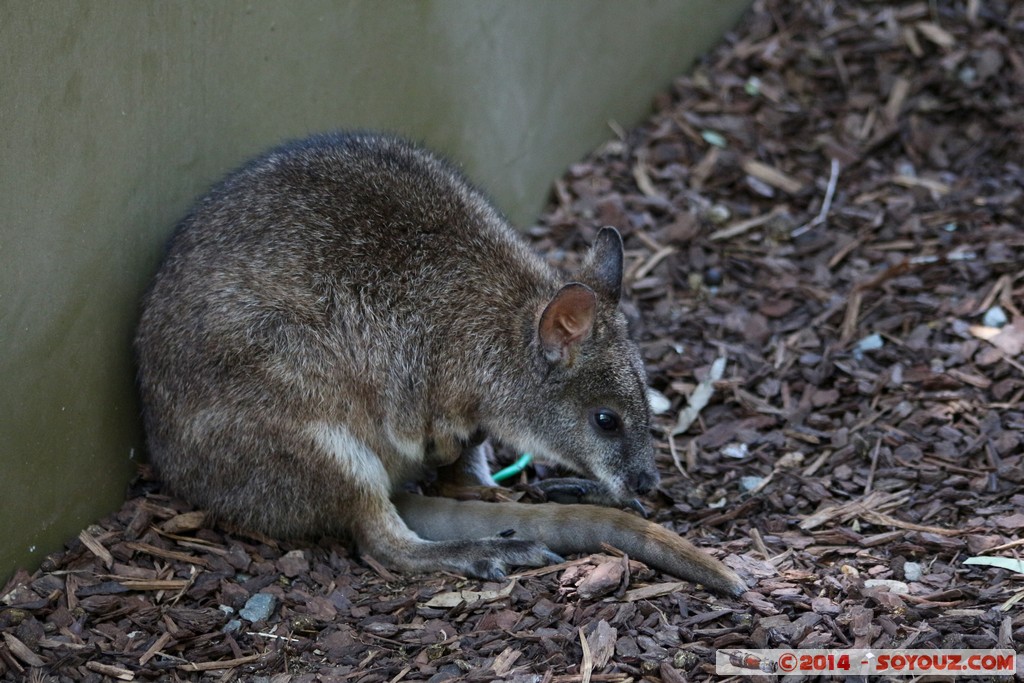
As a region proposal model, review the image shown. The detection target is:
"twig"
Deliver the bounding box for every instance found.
[178,652,264,672]
[668,433,686,477]
[840,258,917,345]
[973,537,1024,554]
[125,541,211,569]
[632,230,664,252]
[632,246,676,280]
[139,631,174,666]
[246,631,301,643]
[709,206,787,241]
[792,158,840,237]
[360,553,399,581]
[802,448,834,477]
[509,556,592,579]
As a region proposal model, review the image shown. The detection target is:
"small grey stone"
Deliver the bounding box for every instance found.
[240,592,277,622]
[903,561,922,582]
[616,635,641,658]
[508,676,542,683]
[427,663,464,683]
[222,619,242,634]
[674,650,700,669]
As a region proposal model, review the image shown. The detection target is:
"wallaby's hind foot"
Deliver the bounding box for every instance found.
[362,500,563,580]
[389,538,563,581]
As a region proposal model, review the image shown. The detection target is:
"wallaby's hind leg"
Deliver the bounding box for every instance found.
[310,425,557,579]
[372,495,561,579]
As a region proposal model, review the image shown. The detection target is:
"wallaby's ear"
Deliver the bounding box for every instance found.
[538,283,597,364]
[579,226,624,304]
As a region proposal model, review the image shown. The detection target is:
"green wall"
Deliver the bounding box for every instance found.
[0,1,751,580]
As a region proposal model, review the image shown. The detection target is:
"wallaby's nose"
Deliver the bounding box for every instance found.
[628,470,659,495]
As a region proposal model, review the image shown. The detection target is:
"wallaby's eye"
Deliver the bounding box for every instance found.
[590,408,622,435]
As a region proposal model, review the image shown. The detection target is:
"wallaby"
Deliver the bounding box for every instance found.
[135,132,745,595]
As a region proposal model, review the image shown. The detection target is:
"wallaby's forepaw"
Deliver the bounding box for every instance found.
[534,478,648,517]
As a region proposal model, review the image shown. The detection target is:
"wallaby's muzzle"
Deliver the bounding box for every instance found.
[627,468,659,496]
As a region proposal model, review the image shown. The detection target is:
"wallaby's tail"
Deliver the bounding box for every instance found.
[393,493,746,596]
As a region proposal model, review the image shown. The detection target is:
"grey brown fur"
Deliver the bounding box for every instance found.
[135,132,744,594]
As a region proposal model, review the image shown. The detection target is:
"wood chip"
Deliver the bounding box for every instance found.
[623,581,688,602]
[3,632,45,667]
[578,627,594,683]
[160,510,207,534]
[492,646,522,677]
[78,529,114,569]
[741,158,804,194]
[86,661,135,680]
[915,21,957,48]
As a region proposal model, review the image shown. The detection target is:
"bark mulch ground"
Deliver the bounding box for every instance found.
[3,1,1023,680]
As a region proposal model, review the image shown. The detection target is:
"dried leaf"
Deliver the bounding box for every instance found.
[672,356,726,435]
[423,581,516,608]
[964,557,1024,575]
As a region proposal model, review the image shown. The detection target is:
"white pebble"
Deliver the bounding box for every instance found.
[721,443,749,459]
[983,305,1008,328]
[903,561,922,581]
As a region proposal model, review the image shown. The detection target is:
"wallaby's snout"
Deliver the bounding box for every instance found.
[628,468,659,496]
